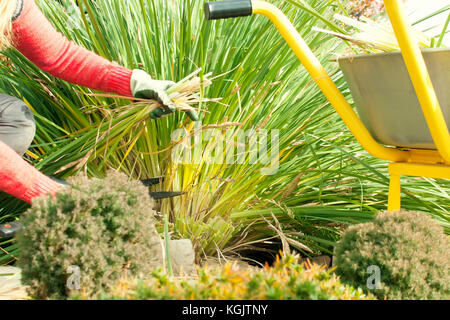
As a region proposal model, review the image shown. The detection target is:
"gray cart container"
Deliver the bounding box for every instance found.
[338,48,450,150]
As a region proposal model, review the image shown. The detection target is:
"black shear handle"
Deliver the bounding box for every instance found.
[204,0,252,20]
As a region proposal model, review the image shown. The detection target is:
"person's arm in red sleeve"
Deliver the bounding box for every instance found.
[10,0,198,120]
[0,140,62,204]
[0,1,199,204]
[11,0,133,97]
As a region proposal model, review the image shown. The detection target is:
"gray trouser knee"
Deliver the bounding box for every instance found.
[0,94,36,155]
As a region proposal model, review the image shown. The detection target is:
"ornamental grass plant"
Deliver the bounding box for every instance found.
[0,0,449,265]
[313,1,450,52]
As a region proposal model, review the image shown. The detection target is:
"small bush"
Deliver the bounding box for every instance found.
[335,210,450,300]
[101,254,372,300]
[16,171,164,299]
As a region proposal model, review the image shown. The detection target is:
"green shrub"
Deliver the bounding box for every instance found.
[99,254,373,300]
[16,171,164,299]
[335,210,450,300]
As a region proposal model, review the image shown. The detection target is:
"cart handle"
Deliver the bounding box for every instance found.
[204,0,413,163]
[204,0,252,20]
[384,0,450,164]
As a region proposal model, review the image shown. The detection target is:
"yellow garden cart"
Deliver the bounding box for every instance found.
[204,0,450,212]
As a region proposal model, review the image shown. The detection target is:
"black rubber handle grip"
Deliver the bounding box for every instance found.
[204,0,252,20]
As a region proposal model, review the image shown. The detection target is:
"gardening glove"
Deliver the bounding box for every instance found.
[130,70,199,121]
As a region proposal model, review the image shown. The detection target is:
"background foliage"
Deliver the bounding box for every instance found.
[98,254,374,300]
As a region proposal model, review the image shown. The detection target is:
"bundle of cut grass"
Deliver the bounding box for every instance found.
[56,69,219,173]
[122,69,220,116]
[314,6,449,53]
[87,68,218,118]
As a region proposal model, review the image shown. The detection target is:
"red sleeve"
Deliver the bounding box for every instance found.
[11,0,133,97]
[0,141,62,204]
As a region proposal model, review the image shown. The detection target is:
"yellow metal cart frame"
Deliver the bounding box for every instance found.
[205,0,450,211]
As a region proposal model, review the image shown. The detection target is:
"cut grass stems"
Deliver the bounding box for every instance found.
[0,0,449,265]
[313,5,450,53]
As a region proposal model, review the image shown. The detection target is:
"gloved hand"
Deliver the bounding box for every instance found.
[130,70,198,121]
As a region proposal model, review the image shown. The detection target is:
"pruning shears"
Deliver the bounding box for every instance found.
[0,177,183,238]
